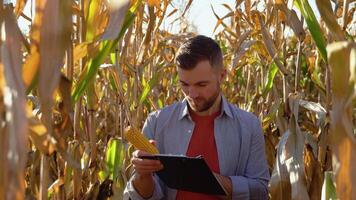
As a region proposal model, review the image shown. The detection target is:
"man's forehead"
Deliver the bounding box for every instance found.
[179,79,210,84]
[178,70,212,85]
[177,62,214,73]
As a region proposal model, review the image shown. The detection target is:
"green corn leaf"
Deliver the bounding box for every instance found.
[110,52,116,64]
[72,40,116,102]
[294,0,327,62]
[86,0,100,42]
[158,98,163,109]
[116,2,138,41]
[107,138,125,181]
[99,138,125,182]
[139,73,159,104]
[322,171,338,200]
[311,67,326,92]
[262,62,278,97]
[71,1,140,103]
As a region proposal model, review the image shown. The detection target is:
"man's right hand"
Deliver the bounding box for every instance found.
[131,150,163,177]
[131,140,163,198]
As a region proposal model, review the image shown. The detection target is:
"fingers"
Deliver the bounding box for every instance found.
[132,149,151,158]
[132,159,163,174]
[148,139,157,146]
[132,162,163,174]
[131,150,163,176]
[131,157,161,169]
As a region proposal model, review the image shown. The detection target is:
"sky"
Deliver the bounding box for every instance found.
[179,0,320,37]
[10,0,320,37]
[174,0,236,37]
[13,0,238,36]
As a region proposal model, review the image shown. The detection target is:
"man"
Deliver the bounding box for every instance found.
[124,35,270,200]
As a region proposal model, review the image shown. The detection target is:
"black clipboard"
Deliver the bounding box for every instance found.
[141,154,227,195]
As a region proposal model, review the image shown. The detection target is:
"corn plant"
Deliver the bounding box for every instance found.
[0,0,355,199]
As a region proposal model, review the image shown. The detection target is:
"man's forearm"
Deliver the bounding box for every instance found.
[132,173,155,198]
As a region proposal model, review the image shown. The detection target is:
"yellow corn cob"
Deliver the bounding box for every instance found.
[124,126,159,154]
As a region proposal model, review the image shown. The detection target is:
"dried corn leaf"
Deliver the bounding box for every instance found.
[22,0,44,92]
[39,0,72,129]
[232,40,256,68]
[286,97,309,200]
[316,0,345,41]
[269,96,310,200]
[14,0,28,18]
[327,41,356,199]
[166,8,178,18]
[258,13,290,75]
[181,0,193,18]
[269,129,292,200]
[304,145,323,199]
[1,7,28,200]
[22,52,39,89]
[73,42,98,64]
[211,6,238,38]
[28,116,56,155]
[0,62,3,100]
[147,0,160,8]
[101,0,130,40]
[276,3,305,39]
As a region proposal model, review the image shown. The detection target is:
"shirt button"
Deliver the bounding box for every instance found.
[188,130,192,133]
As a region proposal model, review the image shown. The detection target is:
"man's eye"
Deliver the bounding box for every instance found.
[198,84,207,87]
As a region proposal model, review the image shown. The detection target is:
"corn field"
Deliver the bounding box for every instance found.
[0,0,355,199]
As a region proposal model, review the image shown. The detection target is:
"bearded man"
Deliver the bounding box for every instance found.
[124,35,270,200]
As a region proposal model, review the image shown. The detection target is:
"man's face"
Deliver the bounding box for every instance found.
[178,60,224,113]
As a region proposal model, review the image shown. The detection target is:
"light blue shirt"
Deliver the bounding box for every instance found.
[124,96,270,200]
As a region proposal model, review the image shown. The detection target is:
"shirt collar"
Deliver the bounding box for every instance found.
[178,95,233,120]
[178,98,190,120]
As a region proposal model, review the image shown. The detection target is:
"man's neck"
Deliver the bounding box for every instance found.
[193,94,222,116]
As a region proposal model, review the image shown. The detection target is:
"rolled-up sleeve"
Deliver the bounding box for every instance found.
[230,117,270,200]
[123,174,163,200]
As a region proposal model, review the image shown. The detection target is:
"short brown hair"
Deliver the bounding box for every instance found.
[175,35,223,70]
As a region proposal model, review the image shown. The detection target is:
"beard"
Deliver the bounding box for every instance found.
[187,89,220,113]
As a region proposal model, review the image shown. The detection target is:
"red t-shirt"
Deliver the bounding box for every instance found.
[175,111,221,200]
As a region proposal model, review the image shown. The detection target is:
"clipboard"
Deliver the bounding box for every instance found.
[140,154,227,195]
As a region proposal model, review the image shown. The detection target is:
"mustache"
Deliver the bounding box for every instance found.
[186,97,204,102]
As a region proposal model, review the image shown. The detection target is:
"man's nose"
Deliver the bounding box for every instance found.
[188,87,198,98]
